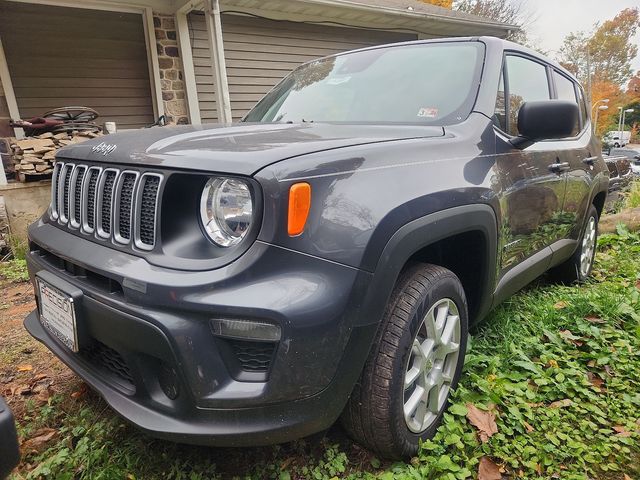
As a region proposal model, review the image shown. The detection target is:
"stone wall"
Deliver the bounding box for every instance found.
[154,14,189,125]
[0,181,51,244]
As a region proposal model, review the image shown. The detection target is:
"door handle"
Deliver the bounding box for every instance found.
[548,162,570,173]
[582,156,597,165]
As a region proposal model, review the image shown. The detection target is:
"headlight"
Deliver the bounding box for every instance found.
[200,177,254,247]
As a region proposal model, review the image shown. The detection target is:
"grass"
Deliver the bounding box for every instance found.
[7,227,640,480]
[0,258,29,283]
[625,180,640,209]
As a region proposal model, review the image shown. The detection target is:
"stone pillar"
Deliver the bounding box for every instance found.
[153,14,189,125]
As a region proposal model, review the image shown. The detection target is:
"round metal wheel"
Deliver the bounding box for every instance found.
[43,106,99,123]
[580,215,597,278]
[403,298,461,433]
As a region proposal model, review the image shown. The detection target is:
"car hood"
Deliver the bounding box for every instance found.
[56,122,444,175]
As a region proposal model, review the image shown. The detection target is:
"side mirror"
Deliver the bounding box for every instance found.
[510,100,579,149]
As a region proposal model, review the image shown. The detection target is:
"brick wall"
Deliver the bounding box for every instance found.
[154,14,189,125]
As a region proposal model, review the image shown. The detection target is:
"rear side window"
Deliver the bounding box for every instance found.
[553,71,580,136]
[576,86,589,129]
[503,55,551,136]
[494,69,507,131]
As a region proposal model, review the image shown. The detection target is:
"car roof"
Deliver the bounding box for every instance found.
[300,36,580,85]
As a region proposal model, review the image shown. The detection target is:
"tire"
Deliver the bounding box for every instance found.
[341,264,468,459]
[549,205,599,284]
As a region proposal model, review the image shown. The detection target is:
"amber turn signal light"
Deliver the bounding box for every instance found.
[288,182,311,236]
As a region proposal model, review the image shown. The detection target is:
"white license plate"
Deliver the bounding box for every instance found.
[37,278,78,352]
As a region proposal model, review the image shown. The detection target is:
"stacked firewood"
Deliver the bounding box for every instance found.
[9,131,103,182]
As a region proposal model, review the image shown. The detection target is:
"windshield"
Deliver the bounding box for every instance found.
[243,42,484,125]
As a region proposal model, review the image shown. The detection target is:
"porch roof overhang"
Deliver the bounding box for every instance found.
[177,0,517,39]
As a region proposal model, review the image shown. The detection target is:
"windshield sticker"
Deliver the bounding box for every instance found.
[327,76,351,85]
[417,107,438,119]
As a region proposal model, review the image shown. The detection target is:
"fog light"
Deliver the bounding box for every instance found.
[210,318,281,342]
[158,363,179,400]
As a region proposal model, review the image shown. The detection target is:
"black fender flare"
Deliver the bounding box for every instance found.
[354,204,498,328]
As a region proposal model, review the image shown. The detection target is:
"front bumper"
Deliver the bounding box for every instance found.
[25,221,376,445]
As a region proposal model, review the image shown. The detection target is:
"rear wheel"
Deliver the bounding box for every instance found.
[341,264,468,459]
[550,205,599,283]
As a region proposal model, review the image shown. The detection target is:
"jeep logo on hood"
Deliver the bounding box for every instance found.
[91,142,117,156]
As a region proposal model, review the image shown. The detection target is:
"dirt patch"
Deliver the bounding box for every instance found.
[0,277,82,421]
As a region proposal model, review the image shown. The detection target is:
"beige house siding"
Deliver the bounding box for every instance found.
[0,2,155,129]
[0,75,11,137]
[188,13,417,122]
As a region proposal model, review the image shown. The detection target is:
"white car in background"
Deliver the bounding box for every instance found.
[604,131,632,147]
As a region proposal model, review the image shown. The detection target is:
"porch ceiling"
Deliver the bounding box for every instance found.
[210,0,516,38]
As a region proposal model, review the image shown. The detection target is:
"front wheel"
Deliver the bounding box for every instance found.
[341,264,468,459]
[549,205,599,283]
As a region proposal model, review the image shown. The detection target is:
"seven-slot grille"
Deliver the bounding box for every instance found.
[51,162,162,250]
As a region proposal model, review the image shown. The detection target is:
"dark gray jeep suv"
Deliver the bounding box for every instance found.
[24,37,608,458]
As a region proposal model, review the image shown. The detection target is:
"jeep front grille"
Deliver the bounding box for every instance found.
[51,162,162,250]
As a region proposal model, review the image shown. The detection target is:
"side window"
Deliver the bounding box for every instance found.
[553,71,580,136]
[576,86,589,130]
[504,55,550,136]
[494,68,507,131]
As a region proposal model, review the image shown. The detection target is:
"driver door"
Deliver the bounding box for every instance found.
[493,54,567,289]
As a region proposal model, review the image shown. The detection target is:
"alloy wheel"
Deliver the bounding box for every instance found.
[580,216,597,278]
[403,298,461,433]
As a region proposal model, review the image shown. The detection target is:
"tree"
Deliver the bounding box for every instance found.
[628,71,640,98]
[558,8,640,88]
[454,0,530,43]
[589,8,640,86]
[419,0,453,8]
[591,79,623,135]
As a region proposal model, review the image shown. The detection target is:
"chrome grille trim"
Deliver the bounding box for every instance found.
[96,168,119,239]
[113,170,139,245]
[69,165,87,229]
[58,163,75,224]
[49,161,163,251]
[134,173,163,251]
[50,163,62,220]
[81,167,102,234]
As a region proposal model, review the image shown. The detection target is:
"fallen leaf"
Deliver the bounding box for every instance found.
[636,280,640,291]
[36,385,54,404]
[280,457,295,470]
[12,385,32,396]
[523,421,535,432]
[466,403,498,442]
[33,374,48,381]
[21,428,58,451]
[586,372,604,389]
[604,365,614,376]
[559,330,584,346]
[613,426,632,437]
[527,402,544,408]
[71,383,88,399]
[547,359,559,369]
[553,301,568,309]
[17,364,33,372]
[549,399,573,409]
[478,456,501,480]
[585,315,605,324]
[625,474,633,480]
